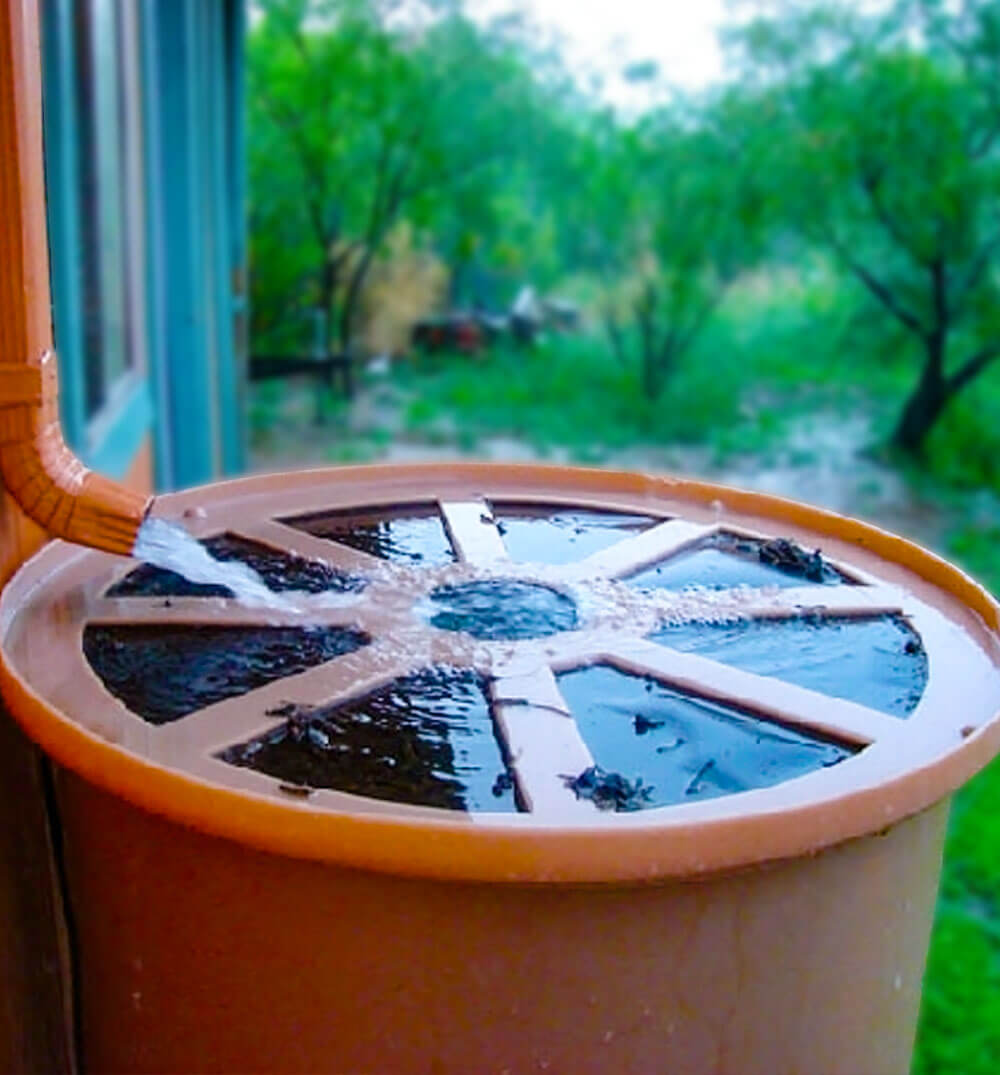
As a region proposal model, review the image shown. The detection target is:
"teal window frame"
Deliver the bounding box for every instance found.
[41,0,152,483]
[42,0,247,490]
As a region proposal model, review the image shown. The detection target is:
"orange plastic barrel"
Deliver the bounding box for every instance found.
[2,462,998,1074]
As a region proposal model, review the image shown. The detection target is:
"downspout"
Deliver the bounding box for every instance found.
[1,0,151,557]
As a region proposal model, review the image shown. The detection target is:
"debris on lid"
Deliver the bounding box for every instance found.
[562,765,654,812]
[757,537,830,584]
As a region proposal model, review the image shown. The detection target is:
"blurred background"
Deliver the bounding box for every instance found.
[38,2,1000,1071]
[245,0,1000,600]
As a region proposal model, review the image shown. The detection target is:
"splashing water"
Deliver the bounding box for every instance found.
[132,517,301,612]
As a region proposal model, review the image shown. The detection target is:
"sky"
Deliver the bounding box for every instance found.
[467,0,729,103]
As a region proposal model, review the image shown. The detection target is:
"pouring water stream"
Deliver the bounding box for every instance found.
[133,517,302,612]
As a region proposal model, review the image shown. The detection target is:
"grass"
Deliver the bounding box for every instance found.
[395,326,781,461]
[250,268,1000,1072]
[915,760,1000,1075]
[388,268,923,468]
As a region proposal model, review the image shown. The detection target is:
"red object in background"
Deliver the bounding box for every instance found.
[413,315,484,355]
[453,319,482,354]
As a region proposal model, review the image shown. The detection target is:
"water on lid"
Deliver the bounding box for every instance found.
[283,504,455,566]
[558,664,853,810]
[426,580,578,640]
[651,614,927,717]
[219,668,517,811]
[83,625,369,725]
[626,533,848,592]
[490,503,659,565]
[109,533,364,598]
[21,482,997,822]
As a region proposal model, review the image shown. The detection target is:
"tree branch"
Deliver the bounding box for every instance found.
[859,168,932,267]
[826,230,928,339]
[952,233,1000,315]
[675,282,730,360]
[930,257,948,338]
[948,343,1000,395]
[602,310,630,366]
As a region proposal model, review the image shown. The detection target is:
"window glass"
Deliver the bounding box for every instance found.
[72,0,142,422]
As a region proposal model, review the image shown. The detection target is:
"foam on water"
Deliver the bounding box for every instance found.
[132,517,301,612]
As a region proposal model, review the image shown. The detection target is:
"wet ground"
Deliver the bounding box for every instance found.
[249,376,1000,560]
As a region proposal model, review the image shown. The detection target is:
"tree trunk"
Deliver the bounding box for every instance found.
[318,254,340,354]
[891,339,950,455]
[639,326,660,399]
[338,239,382,352]
[636,288,661,399]
[603,311,628,367]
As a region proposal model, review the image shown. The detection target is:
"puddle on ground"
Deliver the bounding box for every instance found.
[283,503,455,566]
[219,667,517,811]
[489,503,659,565]
[109,533,364,598]
[651,614,927,717]
[426,580,578,640]
[557,664,853,809]
[626,533,849,592]
[83,625,369,724]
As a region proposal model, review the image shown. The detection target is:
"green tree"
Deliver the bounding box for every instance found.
[568,101,770,398]
[733,0,1000,454]
[249,0,535,352]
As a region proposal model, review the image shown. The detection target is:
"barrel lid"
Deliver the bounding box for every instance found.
[3,462,999,882]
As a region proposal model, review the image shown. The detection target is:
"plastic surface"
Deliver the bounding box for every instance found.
[3,462,1000,883]
[2,461,998,1075]
[59,769,948,1075]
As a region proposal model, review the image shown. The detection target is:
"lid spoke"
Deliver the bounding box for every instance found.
[566,519,714,581]
[728,583,906,621]
[155,641,419,754]
[490,663,598,815]
[233,518,384,575]
[440,500,509,566]
[600,639,901,746]
[87,595,364,629]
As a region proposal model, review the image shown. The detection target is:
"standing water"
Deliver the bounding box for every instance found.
[132,517,301,612]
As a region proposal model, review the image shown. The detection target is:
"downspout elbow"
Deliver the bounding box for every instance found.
[0,351,152,556]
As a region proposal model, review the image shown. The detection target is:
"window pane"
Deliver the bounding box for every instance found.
[73,0,141,420]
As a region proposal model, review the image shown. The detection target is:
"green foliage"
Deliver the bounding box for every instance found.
[386,268,865,462]
[250,0,542,349]
[731,0,1000,451]
[914,757,1000,1075]
[561,98,774,399]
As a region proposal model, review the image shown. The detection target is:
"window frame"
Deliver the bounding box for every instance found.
[41,0,151,481]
